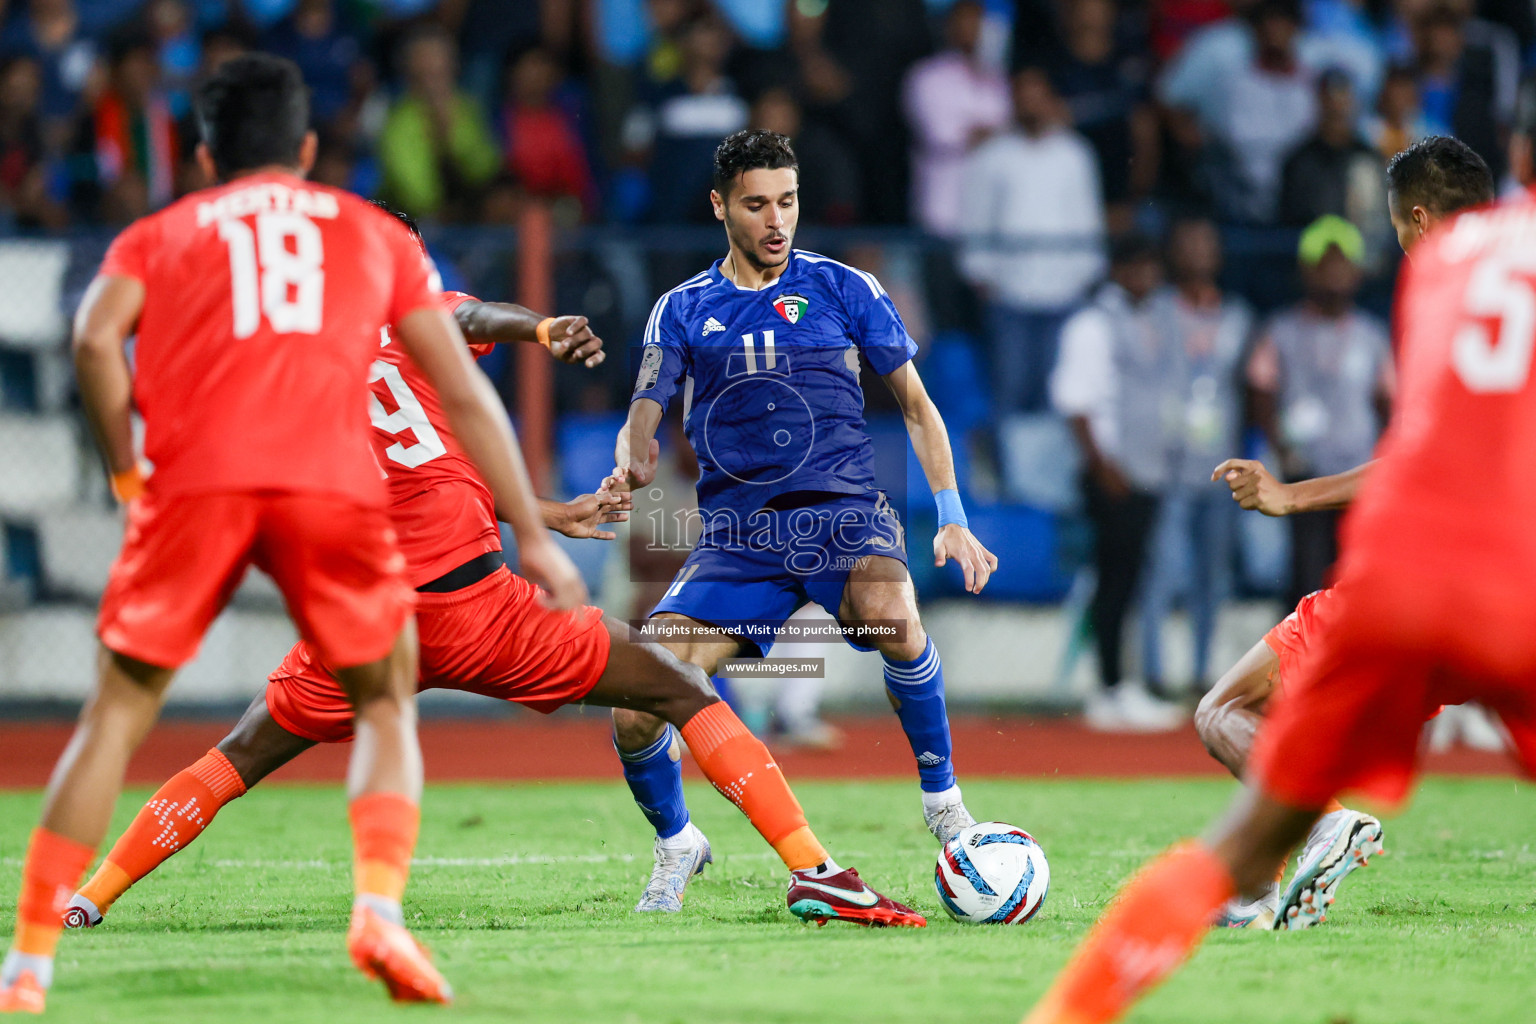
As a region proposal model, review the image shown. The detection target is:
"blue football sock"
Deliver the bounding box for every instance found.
[883,638,957,793]
[613,726,690,839]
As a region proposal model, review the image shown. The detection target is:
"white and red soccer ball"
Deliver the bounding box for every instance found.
[934,821,1050,924]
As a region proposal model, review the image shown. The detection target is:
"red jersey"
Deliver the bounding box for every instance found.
[369,290,502,587]
[100,171,438,504]
[1343,192,1536,580]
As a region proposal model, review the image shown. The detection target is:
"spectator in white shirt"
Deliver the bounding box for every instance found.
[902,0,1011,236]
[1138,217,1250,697]
[1220,0,1320,222]
[1160,0,1322,223]
[960,66,1106,414]
[1051,232,1185,733]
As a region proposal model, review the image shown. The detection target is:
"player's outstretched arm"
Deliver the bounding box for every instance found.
[537,491,632,541]
[1212,458,1373,516]
[610,398,663,492]
[73,274,146,501]
[882,360,998,594]
[394,305,587,610]
[455,300,605,367]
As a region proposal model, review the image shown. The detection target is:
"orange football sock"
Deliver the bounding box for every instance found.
[78,749,246,915]
[680,701,828,871]
[349,793,419,903]
[1023,842,1235,1024]
[12,828,95,959]
[1323,798,1345,814]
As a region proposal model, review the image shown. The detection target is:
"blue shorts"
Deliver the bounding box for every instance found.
[650,491,909,656]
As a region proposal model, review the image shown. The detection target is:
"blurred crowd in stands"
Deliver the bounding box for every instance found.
[0,0,1520,232]
[0,0,1518,710]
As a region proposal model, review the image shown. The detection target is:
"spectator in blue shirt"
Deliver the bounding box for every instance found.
[261,0,362,126]
[1,0,98,135]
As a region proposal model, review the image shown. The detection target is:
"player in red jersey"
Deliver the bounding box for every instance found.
[56,212,927,938]
[0,55,588,1012]
[1022,118,1536,1024]
[1193,137,1496,930]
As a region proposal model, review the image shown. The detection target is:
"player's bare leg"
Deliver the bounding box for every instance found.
[1196,639,1382,928]
[330,622,451,1004]
[1,647,174,1012]
[841,555,975,843]
[67,695,317,928]
[1023,789,1320,1024]
[1194,639,1278,777]
[1191,640,1288,927]
[603,614,924,926]
[216,696,320,786]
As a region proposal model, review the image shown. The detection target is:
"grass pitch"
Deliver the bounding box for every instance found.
[1,776,1532,1023]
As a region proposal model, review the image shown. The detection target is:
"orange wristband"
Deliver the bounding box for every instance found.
[110,466,146,503]
[535,317,555,349]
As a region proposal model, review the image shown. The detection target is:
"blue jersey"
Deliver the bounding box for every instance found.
[632,249,918,516]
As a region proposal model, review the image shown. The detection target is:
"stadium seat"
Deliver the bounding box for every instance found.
[997,413,1081,513]
[0,414,81,515]
[0,240,69,349]
[0,348,35,410]
[918,332,991,436]
[908,503,1072,604]
[0,522,29,607]
[905,434,972,510]
[958,504,1073,603]
[863,411,991,543]
[557,411,627,498]
[31,346,73,412]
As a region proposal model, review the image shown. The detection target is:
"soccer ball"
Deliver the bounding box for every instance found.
[933,821,1050,924]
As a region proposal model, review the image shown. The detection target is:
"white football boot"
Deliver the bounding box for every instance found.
[634,823,712,913]
[922,786,977,845]
[1273,809,1384,931]
[1215,883,1280,929]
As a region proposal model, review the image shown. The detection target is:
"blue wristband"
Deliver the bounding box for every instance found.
[935,488,967,529]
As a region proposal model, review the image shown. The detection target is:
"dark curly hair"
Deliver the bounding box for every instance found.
[369,198,421,238]
[1386,136,1495,218]
[712,129,798,198]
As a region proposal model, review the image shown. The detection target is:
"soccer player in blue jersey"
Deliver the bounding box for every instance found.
[604,129,999,921]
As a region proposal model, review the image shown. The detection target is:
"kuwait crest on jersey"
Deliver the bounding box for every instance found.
[773,294,809,324]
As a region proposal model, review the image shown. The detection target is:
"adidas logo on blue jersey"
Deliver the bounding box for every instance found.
[916,752,946,767]
[702,317,726,336]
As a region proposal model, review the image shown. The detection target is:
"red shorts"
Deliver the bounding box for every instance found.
[266,566,609,743]
[1251,573,1536,810]
[1262,587,1337,694]
[98,491,412,670]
